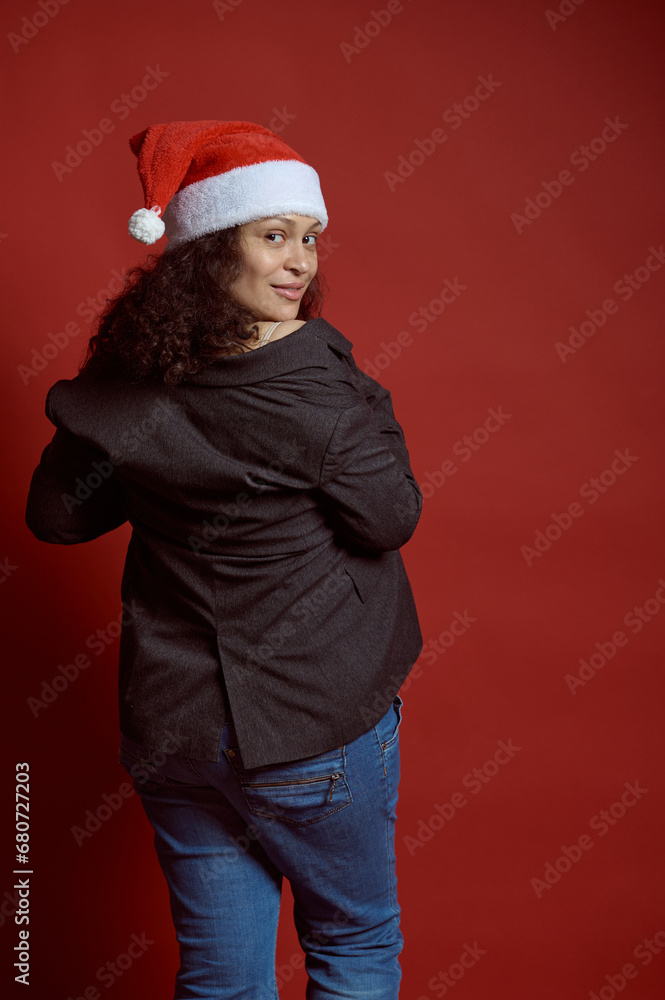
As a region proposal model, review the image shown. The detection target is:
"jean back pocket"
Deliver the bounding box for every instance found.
[225,746,352,826]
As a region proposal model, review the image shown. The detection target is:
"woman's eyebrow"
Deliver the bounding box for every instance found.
[261,216,322,228]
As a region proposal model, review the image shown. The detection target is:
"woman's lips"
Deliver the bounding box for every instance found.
[271,285,304,300]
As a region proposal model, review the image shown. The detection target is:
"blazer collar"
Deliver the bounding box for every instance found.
[181,318,353,387]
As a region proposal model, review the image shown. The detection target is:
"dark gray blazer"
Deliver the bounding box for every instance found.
[25,317,423,768]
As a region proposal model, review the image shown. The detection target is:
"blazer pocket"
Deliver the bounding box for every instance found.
[343,552,386,604]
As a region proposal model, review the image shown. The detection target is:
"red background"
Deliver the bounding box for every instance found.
[3,1,665,997]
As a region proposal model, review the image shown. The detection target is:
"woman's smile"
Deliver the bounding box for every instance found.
[271,283,306,300]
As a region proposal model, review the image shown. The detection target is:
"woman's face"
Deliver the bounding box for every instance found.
[228,214,321,321]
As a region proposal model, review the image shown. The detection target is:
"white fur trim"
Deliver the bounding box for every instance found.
[162,159,328,246]
[128,206,166,244]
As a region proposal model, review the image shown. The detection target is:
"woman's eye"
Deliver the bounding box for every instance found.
[265,233,318,245]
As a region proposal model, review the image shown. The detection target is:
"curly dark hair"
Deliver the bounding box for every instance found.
[78,225,327,385]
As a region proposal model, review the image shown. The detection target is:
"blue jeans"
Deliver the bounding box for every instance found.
[118,695,405,999]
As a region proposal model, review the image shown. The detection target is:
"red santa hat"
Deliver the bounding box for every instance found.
[127,119,328,246]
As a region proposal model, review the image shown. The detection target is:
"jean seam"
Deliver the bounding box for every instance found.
[185,757,207,781]
[180,756,206,780]
[243,796,352,827]
[383,745,400,916]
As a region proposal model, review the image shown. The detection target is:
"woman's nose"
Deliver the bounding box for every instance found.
[283,243,313,273]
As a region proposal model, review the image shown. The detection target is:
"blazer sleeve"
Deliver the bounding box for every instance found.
[316,378,423,553]
[25,389,128,544]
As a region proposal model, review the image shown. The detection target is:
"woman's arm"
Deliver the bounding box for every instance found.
[25,427,128,544]
[315,385,423,553]
[352,367,416,467]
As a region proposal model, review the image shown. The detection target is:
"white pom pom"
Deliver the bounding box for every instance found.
[128,205,165,244]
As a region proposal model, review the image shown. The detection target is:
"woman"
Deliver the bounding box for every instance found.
[25,120,423,998]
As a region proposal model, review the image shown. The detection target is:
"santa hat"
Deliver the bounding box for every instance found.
[127,119,328,246]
